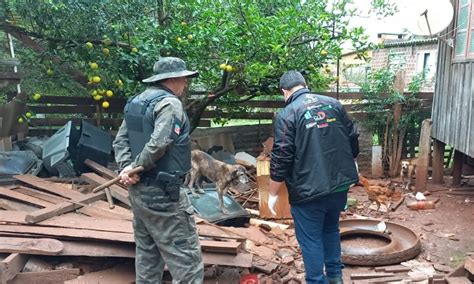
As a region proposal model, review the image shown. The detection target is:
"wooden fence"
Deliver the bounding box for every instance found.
[7,91,433,135]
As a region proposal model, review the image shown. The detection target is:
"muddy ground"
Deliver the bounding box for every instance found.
[341,176,474,282]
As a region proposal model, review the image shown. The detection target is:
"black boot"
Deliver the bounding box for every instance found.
[328,277,343,284]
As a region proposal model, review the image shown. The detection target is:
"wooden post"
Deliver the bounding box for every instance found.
[452,150,464,186]
[432,139,445,184]
[415,119,432,192]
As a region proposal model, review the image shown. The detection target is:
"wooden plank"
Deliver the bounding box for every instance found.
[13,175,83,200]
[24,192,106,223]
[13,186,67,204]
[0,237,63,255]
[14,175,131,220]
[9,268,80,284]
[350,273,395,280]
[0,186,51,208]
[465,255,474,275]
[83,159,119,181]
[80,173,130,207]
[446,277,472,284]
[0,198,37,212]
[374,265,411,273]
[0,211,133,234]
[202,252,253,268]
[432,139,445,184]
[452,150,464,186]
[197,224,245,241]
[0,253,29,283]
[0,211,28,223]
[77,201,132,220]
[0,225,134,243]
[415,119,432,192]
[60,240,135,258]
[200,240,241,255]
[42,213,132,233]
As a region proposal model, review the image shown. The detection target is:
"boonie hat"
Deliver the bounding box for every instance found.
[142,57,198,83]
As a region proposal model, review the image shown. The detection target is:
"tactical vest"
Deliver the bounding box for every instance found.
[124,87,191,176]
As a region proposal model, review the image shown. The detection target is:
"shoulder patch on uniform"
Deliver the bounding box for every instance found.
[173,117,183,136]
[174,123,181,135]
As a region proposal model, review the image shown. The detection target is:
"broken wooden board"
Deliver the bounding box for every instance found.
[202,252,253,268]
[84,159,126,190]
[374,264,412,273]
[0,211,133,233]
[225,226,271,244]
[200,240,241,255]
[197,224,245,241]
[465,255,474,274]
[59,240,135,258]
[0,186,52,208]
[0,224,134,243]
[13,175,130,219]
[24,191,106,223]
[13,186,67,204]
[0,237,63,255]
[9,268,80,284]
[0,198,37,212]
[13,175,84,200]
[350,272,395,280]
[446,277,472,284]
[0,253,29,283]
[80,172,130,207]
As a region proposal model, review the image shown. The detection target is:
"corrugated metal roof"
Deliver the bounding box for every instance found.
[382,38,438,47]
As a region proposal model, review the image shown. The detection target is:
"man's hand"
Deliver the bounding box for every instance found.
[119,165,141,186]
[268,193,279,215]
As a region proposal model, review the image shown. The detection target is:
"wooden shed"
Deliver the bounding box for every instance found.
[432,0,474,185]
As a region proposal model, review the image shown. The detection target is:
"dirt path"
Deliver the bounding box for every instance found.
[342,180,474,281]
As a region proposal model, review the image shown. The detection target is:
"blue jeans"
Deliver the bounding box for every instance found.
[291,191,348,284]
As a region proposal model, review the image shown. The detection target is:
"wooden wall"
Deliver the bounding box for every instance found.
[432,0,474,158]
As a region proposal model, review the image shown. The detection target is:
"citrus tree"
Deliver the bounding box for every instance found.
[1,0,395,131]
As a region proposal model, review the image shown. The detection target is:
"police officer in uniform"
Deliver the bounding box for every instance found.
[113,57,203,283]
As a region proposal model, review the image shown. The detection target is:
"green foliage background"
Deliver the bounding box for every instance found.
[1,0,396,129]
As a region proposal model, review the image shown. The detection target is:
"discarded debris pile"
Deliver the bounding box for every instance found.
[0,159,309,282]
[349,258,474,284]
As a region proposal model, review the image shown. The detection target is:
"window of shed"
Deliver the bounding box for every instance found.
[453,0,474,60]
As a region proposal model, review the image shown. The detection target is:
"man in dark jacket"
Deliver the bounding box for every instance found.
[113,57,203,283]
[269,70,359,284]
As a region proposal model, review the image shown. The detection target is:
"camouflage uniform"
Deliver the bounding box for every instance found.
[113,58,203,284]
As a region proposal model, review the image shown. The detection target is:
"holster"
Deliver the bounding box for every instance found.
[156,171,185,201]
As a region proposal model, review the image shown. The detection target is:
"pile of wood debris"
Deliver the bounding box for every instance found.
[0,159,305,283]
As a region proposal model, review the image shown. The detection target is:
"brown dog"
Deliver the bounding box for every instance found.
[186,150,249,213]
[400,158,417,190]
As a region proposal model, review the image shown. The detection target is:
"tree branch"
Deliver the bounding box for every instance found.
[0,22,133,49]
[1,23,89,87]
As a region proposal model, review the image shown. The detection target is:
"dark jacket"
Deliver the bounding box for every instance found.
[270,88,359,204]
